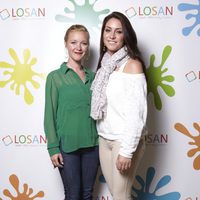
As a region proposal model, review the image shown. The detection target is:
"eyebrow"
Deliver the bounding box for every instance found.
[105,25,122,30]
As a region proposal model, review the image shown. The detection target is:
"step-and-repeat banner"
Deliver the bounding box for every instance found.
[0,0,199,199]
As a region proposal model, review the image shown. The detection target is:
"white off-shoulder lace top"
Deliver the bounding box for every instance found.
[97,61,147,158]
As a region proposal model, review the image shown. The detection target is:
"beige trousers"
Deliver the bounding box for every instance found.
[99,136,145,200]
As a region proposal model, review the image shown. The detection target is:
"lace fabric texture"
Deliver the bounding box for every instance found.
[90,46,129,120]
[97,71,147,158]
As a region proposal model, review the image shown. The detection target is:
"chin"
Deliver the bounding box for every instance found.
[107,49,119,54]
[108,46,121,52]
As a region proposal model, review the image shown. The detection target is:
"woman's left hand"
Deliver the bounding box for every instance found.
[116,155,131,174]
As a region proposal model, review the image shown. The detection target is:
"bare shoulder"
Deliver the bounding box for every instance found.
[123,59,144,74]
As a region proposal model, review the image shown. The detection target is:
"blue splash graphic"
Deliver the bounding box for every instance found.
[178,0,200,36]
[55,0,110,32]
[99,174,106,183]
[132,167,181,200]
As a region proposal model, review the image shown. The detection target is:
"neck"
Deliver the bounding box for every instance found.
[67,60,82,71]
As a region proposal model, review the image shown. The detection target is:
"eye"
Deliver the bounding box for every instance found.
[116,30,123,34]
[104,28,111,33]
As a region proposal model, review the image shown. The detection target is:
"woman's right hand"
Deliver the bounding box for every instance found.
[51,153,64,168]
[116,154,131,174]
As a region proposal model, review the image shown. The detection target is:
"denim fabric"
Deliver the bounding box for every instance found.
[59,146,99,200]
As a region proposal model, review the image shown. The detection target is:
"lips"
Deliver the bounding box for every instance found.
[74,51,83,55]
[107,40,116,44]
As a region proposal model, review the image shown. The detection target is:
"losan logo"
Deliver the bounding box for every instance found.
[0,9,10,20]
[185,197,200,200]
[0,7,45,20]
[125,5,174,19]
[185,70,200,82]
[95,196,110,200]
[145,133,168,145]
[1,134,47,146]
[0,174,44,200]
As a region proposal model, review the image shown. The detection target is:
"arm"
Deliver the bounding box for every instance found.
[116,60,147,172]
[44,73,63,167]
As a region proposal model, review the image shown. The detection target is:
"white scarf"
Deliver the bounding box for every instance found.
[90,46,129,120]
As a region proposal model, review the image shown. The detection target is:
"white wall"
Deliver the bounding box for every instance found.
[0,0,200,199]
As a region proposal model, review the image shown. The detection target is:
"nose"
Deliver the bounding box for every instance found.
[76,43,82,50]
[109,31,116,39]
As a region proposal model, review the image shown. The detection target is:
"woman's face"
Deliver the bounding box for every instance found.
[65,30,89,63]
[103,18,124,55]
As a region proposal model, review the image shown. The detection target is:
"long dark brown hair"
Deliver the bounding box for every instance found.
[97,11,145,71]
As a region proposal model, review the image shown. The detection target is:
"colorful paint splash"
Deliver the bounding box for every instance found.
[55,0,110,31]
[174,122,200,170]
[99,174,106,183]
[132,167,181,200]
[146,45,175,110]
[0,48,45,104]
[0,174,44,199]
[178,0,200,36]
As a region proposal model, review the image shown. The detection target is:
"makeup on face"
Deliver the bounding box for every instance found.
[103,18,124,54]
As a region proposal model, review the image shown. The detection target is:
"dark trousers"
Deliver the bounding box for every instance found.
[59,146,99,200]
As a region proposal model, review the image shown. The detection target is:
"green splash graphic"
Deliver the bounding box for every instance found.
[0,48,45,104]
[146,45,175,110]
[55,0,110,30]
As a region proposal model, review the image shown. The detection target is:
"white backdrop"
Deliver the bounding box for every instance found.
[0,0,200,200]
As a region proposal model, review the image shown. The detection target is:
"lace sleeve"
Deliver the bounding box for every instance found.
[119,74,147,158]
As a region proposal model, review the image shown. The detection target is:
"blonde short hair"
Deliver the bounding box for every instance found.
[64,24,90,43]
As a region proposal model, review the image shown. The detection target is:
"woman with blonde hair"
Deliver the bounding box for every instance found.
[44,24,99,200]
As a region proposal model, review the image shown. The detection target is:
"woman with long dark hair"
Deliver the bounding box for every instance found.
[91,12,147,199]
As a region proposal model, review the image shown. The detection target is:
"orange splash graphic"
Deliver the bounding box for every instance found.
[174,122,200,170]
[1,174,44,199]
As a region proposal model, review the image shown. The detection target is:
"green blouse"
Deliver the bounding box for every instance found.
[44,62,98,156]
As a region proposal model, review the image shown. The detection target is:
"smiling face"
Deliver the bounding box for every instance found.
[103,17,124,55]
[65,30,89,63]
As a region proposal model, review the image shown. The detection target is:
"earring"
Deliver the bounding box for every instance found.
[103,46,106,52]
[124,45,128,51]
[65,47,69,60]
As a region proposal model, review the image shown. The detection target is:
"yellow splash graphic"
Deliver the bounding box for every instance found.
[0,174,44,199]
[174,122,200,170]
[0,48,45,104]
